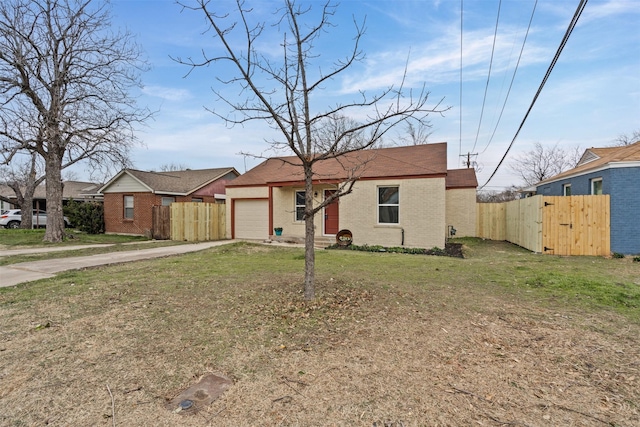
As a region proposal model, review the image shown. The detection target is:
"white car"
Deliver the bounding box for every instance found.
[0,209,71,229]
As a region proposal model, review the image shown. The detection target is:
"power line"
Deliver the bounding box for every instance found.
[481,0,538,155]
[458,0,464,166]
[471,0,502,154]
[479,0,589,190]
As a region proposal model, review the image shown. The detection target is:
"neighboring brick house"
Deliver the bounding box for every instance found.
[225,143,477,249]
[534,141,640,255]
[99,167,239,236]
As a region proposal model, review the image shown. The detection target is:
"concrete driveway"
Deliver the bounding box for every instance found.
[0,240,236,288]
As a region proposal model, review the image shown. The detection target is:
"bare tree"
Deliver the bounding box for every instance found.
[0,0,151,242]
[509,142,581,187]
[177,0,446,299]
[476,186,519,203]
[158,163,191,172]
[0,153,44,228]
[399,121,433,145]
[612,129,640,146]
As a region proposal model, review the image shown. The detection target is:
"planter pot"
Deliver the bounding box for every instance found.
[274,229,283,236]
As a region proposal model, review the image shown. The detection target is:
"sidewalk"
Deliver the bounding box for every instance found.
[0,240,237,288]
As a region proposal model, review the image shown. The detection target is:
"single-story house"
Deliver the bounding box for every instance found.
[535,141,640,255]
[0,181,103,211]
[225,143,477,249]
[99,167,239,236]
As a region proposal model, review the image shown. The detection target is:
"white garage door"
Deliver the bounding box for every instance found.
[235,200,269,240]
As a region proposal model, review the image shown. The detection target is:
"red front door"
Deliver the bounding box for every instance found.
[324,190,339,235]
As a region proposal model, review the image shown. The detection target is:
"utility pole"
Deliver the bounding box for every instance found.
[460,152,478,168]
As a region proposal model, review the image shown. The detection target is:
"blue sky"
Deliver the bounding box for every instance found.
[105,0,640,190]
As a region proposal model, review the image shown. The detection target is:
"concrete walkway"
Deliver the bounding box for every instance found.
[0,240,237,288]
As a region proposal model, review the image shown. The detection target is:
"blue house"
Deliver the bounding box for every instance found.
[535,141,640,255]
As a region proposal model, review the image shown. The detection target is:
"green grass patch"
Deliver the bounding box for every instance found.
[0,228,150,247]
[3,239,637,321]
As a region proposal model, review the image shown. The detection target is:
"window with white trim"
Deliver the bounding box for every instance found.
[378,186,399,224]
[591,178,603,195]
[124,196,134,219]
[295,191,305,221]
[563,184,572,196]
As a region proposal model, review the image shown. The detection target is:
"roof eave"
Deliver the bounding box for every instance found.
[536,160,640,187]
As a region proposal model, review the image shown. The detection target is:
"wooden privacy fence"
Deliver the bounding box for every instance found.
[153,202,226,242]
[152,205,171,240]
[477,195,610,256]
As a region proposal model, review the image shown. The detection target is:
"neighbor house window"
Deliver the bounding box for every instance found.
[124,196,134,219]
[161,197,175,206]
[378,186,399,224]
[563,184,572,196]
[295,191,305,221]
[591,178,603,195]
[191,198,203,203]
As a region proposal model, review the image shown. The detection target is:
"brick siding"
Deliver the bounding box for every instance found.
[104,193,218,236]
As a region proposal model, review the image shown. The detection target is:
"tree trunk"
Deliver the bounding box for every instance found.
[7,182,36,229]
[21,193,34,229]
[303,167,315,300]
[43,150,65,242]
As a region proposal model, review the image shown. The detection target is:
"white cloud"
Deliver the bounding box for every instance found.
[141,85,192,101]
[338,24,550,94]
[579,0,640,24]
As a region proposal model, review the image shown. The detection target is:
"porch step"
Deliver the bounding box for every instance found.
[314,236,335,249]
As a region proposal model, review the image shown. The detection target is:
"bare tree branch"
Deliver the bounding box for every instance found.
[0,0,152,241]
[612,129,640,147]
[177,0,449,299]
[508,142,581,187]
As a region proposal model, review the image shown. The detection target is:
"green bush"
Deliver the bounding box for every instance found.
[327,243,449,257]
[612,252,625,259]
[64,200,104,234]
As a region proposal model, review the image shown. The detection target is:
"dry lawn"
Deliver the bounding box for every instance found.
[0,240,638,426]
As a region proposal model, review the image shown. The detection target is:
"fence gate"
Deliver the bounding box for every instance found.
[542,195,610,256]
[152,205,171,240]
[170,202,226,242]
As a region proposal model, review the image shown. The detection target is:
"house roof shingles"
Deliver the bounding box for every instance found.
[107,167,238,195]
[445,168,478,189]
[538,141,640,185]
[229,143,451,187]
[1,181,102,202]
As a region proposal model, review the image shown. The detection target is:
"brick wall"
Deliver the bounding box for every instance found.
[104,193,220,236]
[609,168,640,254]
[104,192,156,235]
[339,178,446,249]
[445,188,477,237]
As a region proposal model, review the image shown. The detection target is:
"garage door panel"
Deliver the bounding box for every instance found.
[235,200,269,239]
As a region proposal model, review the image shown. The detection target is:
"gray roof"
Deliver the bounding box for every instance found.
[1,181,102,201]
[101,167,239,195]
